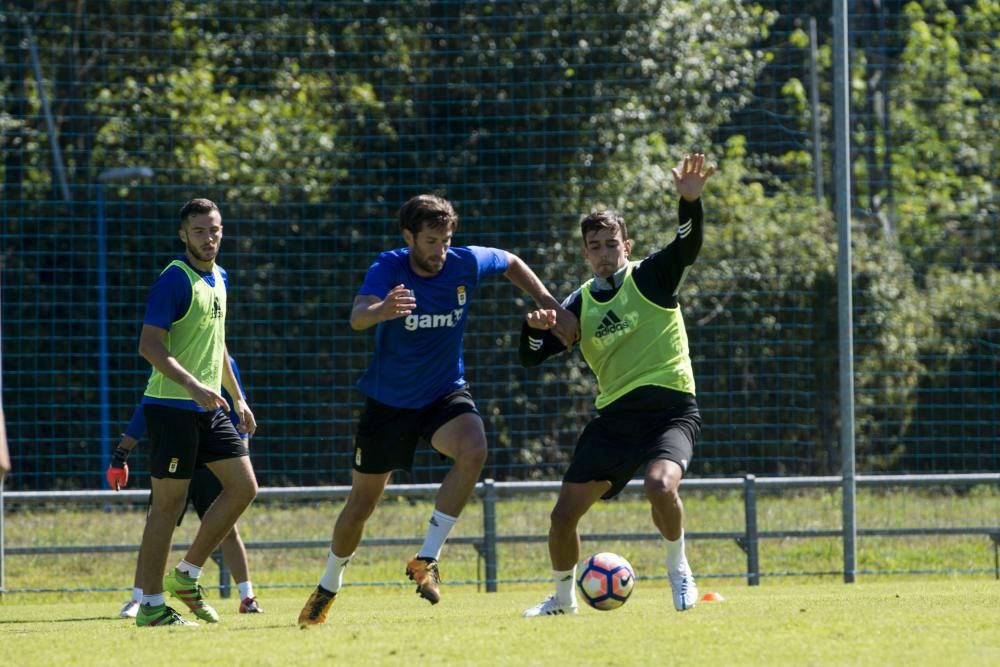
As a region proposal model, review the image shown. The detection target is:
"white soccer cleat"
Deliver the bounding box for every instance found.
[119,599,140,619]
[521,594,579,617]
[668,562,698,611]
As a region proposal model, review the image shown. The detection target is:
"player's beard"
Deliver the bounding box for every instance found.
[411,250,444,276]
[185,239,218,264]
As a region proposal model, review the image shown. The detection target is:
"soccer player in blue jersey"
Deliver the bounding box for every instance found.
[132,198,258,627]
[109,357,262,619]
[519,154,715,617]
[298,193,577,626]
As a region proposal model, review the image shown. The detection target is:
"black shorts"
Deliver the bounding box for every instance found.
[186,465,224,520]
[564,400,701,500]
[143,404,248,479]
[353,388,481,474]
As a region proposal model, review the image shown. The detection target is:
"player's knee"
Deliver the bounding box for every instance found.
[549,504,582,531]
[150,491,187,517]
[643,473,680,503]
[456,438,488,469]
[342,494,379,523]
[469,440,488,468]
[226,477,258,508]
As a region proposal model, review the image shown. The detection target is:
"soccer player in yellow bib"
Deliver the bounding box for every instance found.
[133,198,258,627]
[519,154,715,616]
[109,356,262,619]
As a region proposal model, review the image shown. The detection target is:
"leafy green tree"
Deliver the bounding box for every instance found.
[1,1,995,486]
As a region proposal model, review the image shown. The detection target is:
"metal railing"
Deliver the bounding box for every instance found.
[2,474,998,594]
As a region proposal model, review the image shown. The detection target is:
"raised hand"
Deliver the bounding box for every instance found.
[671,153,716,202]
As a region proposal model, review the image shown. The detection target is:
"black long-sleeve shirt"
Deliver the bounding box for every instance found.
[518,197,703,414]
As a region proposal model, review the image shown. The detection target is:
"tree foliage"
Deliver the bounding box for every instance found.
[1,1,995,487]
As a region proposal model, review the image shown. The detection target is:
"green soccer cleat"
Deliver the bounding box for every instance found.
[135,603,199,627]
[164,568,220,623]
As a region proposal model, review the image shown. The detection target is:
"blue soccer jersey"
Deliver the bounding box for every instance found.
[356,245,509,408]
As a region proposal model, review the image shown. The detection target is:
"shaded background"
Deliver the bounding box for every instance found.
[1,0,996,490]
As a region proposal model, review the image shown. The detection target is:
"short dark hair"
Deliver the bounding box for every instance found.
[179,198,219,225]
[397,194,458,234]
[580,210,627,242]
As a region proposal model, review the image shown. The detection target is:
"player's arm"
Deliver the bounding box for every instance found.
[664,153,713,266]
[503,252,579,348]
[138,324,228,411]
[519,291,582,367]
[106,405,144,491]
[221,348,256,436]
[349,285,417,331]
[635,155,715,305]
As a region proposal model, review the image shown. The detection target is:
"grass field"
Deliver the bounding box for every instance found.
[1,487,998,664]
[1,580,998,666]
[3,486,998,592]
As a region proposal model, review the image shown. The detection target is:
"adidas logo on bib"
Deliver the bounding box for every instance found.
[595,309,630,338]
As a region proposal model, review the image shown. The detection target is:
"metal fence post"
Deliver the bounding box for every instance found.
[213,548,231,598]
[833,0,858,587]
[482,478,498,592]
[743,474,760,586]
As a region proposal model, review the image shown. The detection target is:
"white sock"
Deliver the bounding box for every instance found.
[176,559,202,579]
[665,532,687,573]
[555,567,577,604]
[417,509,457,561]
[319,550,353,593]
[141,593,165,607]
[237,581,254,600]
[132,587,144,602]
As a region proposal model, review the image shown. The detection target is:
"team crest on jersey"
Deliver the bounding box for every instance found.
[457,285,467,305]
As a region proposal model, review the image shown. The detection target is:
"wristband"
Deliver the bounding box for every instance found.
[111,444,131,467]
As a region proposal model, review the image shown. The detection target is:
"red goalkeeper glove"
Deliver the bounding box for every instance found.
[106,444,130,491]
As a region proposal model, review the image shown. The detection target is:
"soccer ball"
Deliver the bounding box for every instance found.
[576,552,635,611]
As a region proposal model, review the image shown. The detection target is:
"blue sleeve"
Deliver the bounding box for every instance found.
[124,404,145,440]
[143,265,192,330]
[468,246,509,280]
[357,253,398,299]
[223,356,250,434]
[222,355,247,408]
